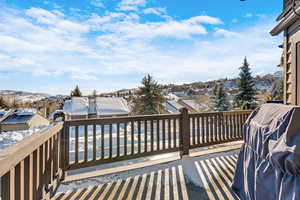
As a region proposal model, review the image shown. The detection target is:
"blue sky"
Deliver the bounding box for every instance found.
[0,0,283,95]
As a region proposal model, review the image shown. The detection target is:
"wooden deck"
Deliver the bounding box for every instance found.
[52,152,239,200]
[0,110,251,199]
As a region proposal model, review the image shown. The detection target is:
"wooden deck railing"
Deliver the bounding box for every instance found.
[189,110,251,149]
[62,109,252,171]
[0,109,252,199]
[63,114,181,171]
[0,123,64,200]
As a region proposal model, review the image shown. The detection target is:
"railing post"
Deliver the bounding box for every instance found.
[180,108,189,157]
[60,123,68,181]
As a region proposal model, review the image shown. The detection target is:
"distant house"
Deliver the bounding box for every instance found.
[95,97,131,117]
[166,99,200,113]
[178,99,200,113]
[166,100,184,113]
[63,97,89,119]
[0,109,50,132]
[63,97,130,119]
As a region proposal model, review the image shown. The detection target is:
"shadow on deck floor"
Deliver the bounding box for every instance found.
[52,149,240,200]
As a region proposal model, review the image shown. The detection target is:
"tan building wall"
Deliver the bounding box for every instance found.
[0,114,50,132]
[281,22,300,105]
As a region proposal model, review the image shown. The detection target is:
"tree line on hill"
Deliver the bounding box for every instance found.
[69,57,283,115]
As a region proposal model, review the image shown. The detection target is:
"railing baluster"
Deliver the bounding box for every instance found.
[210,115,214,143]
[50,136,53,185]
[157,120,160,151]
[226,115,230,140]
[131,121,134,155]
[233,114,237,138]
[32,150,37,200]
[197,117,200,145]
[144,120,148,153]
[46,139,50,191]
[53,134,58,180]
[205,116,209,143]
[101,125,105,159]
[217,114,222,141]
[201,116,204,144]
[192,117,196,146]
[1,170,11,200]
[138,120,141,154]
[162,119,166,150]
[93,124,97,160]
[173,119,177,147]
[117,123,120,157]
[15,163,21,200]
[239,114,243,138]
[168,119,171,149]
[64,126,69,174]
[124,123,127,156]
[151,120,154,152]
[75,126,79,164]
[221,114,225,141]
[24,155,31,200]
[37,145,43,198]
[84,125,88,162]
[236,114,239,138]
[109,124,113,158]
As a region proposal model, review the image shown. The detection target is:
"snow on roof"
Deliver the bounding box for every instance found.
[96,97,130,116]
[167,100,184,111]
[0,114,34,124]
[181,100,201,111]
[63,97,89,116]
[15,108,36,116]
[0,109,13,119]
[166,93,180,101]
[0,109,38,125]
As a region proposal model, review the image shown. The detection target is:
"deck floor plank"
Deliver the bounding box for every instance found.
[52,152,239,200]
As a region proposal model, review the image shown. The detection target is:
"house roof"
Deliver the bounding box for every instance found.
[0,109,37,125]
[0,114,34,125]
[167,100,184,111]
[270,1,300,36]
[180,100,200,112]
[63,97,89,116]
[96,97,130,116]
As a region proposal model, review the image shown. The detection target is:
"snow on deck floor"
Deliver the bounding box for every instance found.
[54,149,240,200]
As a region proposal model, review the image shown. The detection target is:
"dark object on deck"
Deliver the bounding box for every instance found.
[232,104,300,200]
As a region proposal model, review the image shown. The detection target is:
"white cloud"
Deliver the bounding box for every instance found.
[90,0,105,8]
[185,16,223,25]
[232,18,238,23]
[214,28,241,37]
[244,13,253,18]
[0,6,282,93]
[117,0,146,11]
[142,7,166,16]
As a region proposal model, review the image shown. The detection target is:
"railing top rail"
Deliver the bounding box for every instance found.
[189,110,252,117]
[0,122,63,177]
[65,113,181,126]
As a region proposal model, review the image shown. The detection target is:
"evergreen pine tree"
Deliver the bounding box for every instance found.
[270,77,283,101]
[212,83,230,111]
[71,85,82,97]
[0,96,9,109]
[133,75,164,115]
[92,90,97,97]
[11,97,18,108]
[235,57,256,109]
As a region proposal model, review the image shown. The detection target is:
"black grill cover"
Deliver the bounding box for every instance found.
[232,104,300,200]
